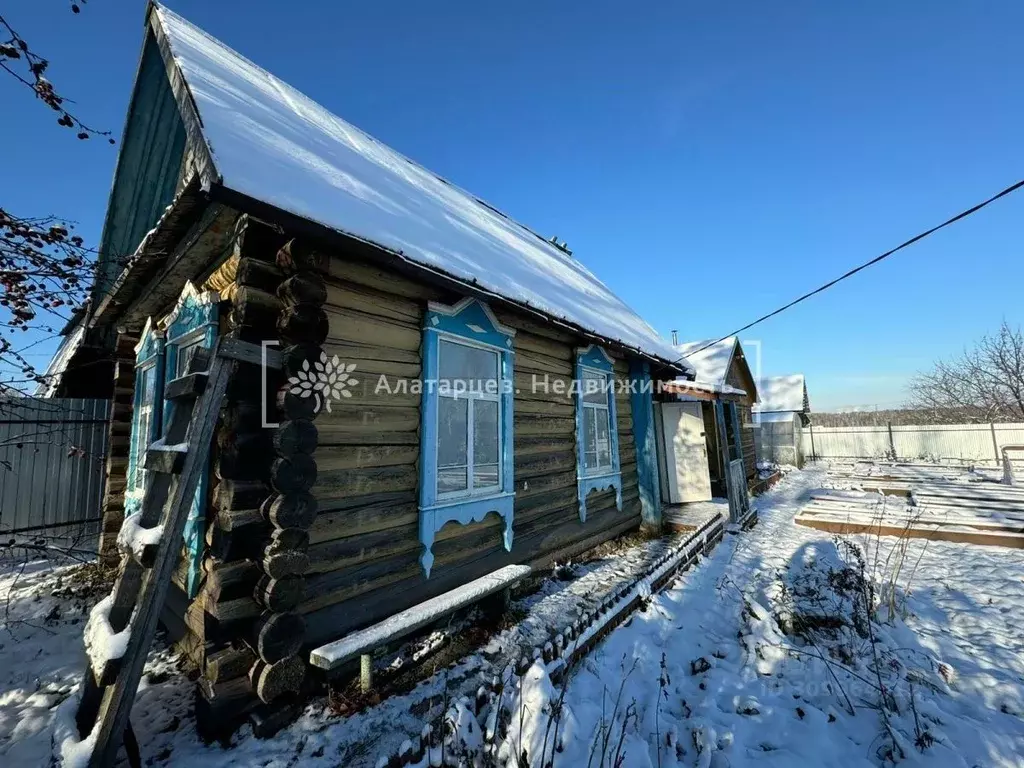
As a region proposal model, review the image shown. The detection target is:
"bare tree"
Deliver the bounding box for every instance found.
[0,2,113,391]
[906,321,1024,423]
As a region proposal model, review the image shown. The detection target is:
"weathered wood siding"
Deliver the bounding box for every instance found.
[300,251,642,647]
[724,361,757,481]
[93,35,187,303]
[737,404,756,481]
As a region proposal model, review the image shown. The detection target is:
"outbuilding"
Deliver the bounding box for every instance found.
[753,374,811,467]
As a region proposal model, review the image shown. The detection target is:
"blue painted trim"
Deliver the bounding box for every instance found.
[425,296,516,351]
[419,493,516,578]
[629,359,660,529]
[418,297,516,577]
[574,345,622,522]
[125,320,165,518]
[161,282,220,598]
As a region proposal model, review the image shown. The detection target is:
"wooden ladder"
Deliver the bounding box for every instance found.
[65,338,278,768]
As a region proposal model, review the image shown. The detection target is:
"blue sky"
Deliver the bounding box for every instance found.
[3,0,1022,410]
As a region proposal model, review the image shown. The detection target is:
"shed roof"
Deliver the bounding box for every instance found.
[148,4,690,373]
[754,374,809,413]
[675,337,738,388]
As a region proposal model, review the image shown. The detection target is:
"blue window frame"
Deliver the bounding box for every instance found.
[161,282,220,597]
[575,345,622,522]
[125,318,165,518]
[419,298,515,577]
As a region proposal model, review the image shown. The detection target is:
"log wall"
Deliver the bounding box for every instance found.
[97,332,140,565]
[285,242,645,649]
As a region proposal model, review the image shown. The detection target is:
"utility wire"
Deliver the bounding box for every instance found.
[676,178,1024,366]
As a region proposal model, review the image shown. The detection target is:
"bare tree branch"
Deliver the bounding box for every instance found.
[905,321,1024,423]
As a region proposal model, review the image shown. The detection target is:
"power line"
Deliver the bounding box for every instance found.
[676,178,1024,366]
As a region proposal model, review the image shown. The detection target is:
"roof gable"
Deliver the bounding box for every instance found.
[676,337,737,388]
[92,33,188,305]
[149,4,688,371]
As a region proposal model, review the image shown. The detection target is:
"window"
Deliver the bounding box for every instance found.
[132,365,158,491]
[580,369,613,475]
[574,345,622,521]
[419,298,516,578]
[125,319,165,517]
[159,280,220,599]
[174,334,207,378]
[437,338,502,497]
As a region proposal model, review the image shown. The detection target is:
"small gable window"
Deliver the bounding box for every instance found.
[126,319,165,511]
[575,345,622,521]
[419,298,516,577]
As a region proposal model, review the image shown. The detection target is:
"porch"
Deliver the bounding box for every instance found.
[663,498,730,532]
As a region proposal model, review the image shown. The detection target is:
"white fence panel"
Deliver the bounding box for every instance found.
[803,425,891,459]
[802,421,1024,466]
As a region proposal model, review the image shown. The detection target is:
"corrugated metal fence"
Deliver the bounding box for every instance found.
[0,398,110,545]
[800,422,1024,466]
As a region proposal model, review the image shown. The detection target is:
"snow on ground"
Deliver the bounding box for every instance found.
[3,465,1023,766]
[498,465,1024,767]
[0,556,188,767]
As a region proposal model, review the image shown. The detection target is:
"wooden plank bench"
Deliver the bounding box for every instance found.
[309,564,531,691]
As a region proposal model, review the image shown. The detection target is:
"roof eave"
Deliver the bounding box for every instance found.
[207,182,690,375]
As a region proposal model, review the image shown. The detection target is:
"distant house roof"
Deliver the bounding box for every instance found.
[754,374,809,413]
[147,4,691,373]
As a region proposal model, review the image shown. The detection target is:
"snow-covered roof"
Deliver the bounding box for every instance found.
[151,5,691,373]
[34,323,85,397]
[675,337,737,388]
[754,374,808,413]
[662,379,747,398]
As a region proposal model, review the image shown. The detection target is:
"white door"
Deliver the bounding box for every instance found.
[661,402,712,503]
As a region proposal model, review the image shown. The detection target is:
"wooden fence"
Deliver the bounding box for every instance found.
[801,421,1024,466]
[0,397,111,547]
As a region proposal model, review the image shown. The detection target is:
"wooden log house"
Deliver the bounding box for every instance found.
[83,3,698,735]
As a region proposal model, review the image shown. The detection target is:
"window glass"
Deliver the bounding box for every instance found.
[439,339,498,389]
[596,409,611,468]
[133,366,155,491]
[137,366,149,402]
[175,337,206,377]
[133,409,151,490]
[473,398,500,489]
[583,408,598,470]
[438,395,468,493]
[582,369,607,404]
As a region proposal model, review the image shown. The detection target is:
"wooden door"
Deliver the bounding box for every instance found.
[661,402,712,503]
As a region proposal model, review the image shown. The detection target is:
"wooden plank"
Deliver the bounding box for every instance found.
[303,501,639,647]
[513,413,575,437]
[325,306,421,351]
[313,445,420,472]
[86,344,234,767]
[310,565,531,670]
[323,261,442,302]
[795,514,1024,548]
[323,281,423,325]
[312,464,418,501]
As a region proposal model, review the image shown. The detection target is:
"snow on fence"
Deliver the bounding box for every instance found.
[801,421,1024,466]
[0,397,110,547]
